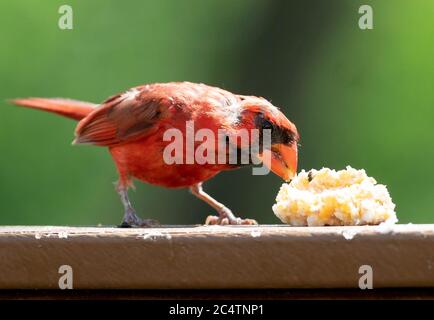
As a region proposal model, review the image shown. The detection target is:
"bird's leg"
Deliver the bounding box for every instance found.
[117,187,160,228]
[189,183,257,225]
[118,188,141,227]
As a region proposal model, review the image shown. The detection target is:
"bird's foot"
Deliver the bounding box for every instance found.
[205,215,258,225]
[205,207,258,225]
[119,219,160,228]
[119,210,160,228]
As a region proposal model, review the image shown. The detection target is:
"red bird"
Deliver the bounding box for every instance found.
[11,82,299,227]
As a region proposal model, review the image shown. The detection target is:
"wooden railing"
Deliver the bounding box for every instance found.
[0,225,433,297]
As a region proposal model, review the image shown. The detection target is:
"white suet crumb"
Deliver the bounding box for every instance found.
[58,232,68,239]
[342,229,358,240]
[142,231,172,240]
[250,230,262,238]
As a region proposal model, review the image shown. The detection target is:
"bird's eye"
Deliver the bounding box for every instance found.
[262,119,273,131]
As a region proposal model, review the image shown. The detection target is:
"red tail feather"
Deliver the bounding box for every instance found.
[10,98,96,121]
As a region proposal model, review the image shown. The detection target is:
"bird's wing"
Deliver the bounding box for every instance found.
[74,87,169,146]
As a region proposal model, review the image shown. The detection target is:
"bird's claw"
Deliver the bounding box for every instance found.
[119,219,160,228]
[205,215,258,226]
[119,210,160,228]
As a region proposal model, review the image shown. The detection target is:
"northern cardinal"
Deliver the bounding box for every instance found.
[10,82,299,226]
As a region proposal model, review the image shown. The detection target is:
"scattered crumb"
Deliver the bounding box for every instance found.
[58,232,68,239]
[377,221,396,234]
[142,231,172,240]
[251,230,261,238]
[342,229,358,240]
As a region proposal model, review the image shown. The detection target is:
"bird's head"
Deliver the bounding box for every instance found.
[235,96,299,181]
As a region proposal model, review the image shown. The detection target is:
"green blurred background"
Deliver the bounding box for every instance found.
[0,0,432,225]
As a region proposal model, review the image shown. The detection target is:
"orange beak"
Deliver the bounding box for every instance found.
[258,143,298,181]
